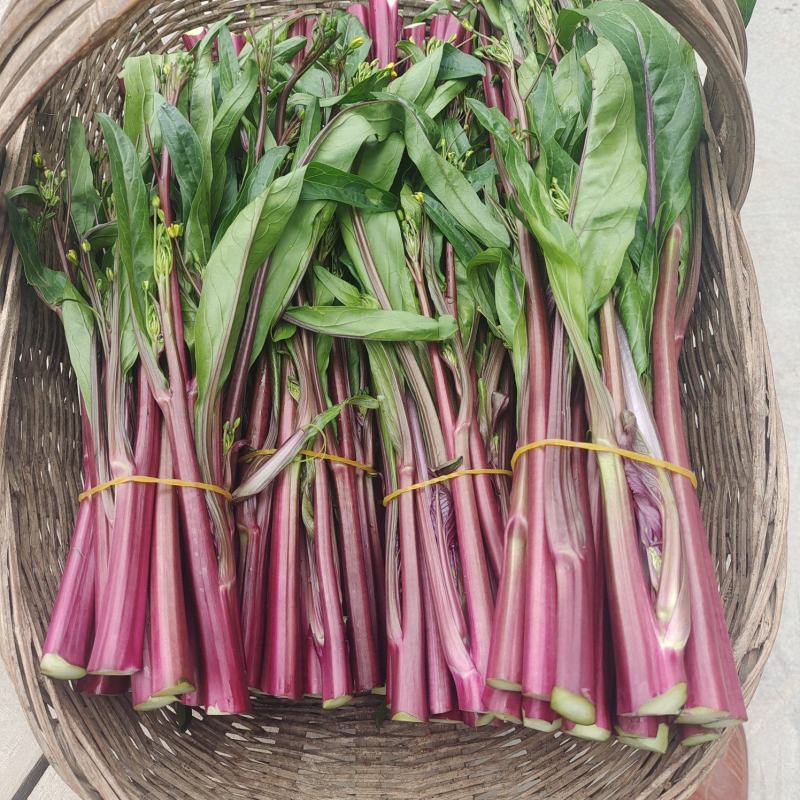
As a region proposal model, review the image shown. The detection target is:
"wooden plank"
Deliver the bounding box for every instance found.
[0,667,44,799]
[28,767,81,800]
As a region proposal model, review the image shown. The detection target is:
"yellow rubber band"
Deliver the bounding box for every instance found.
[243,448,378,476]
[510,439,698,488]
[382,468,513,507]
[78,475,233,503]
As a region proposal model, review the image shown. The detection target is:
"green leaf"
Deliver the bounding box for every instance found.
[388,96,510,249]
[426,79,469,118]
[465,160,498,193]
[251,199,337,365]
[5,185,41,202]
[296,66,334,100]
[285,306,458,342]
[185,43,215,266]
[467,97,586,339]
[558,1,702,235]
[339,206,416,312]
[61,286,96,413]
[571,39,646,314]
[121,55,159,163]
[312,265,364,308]
[387,46,444,106]
[66,118,100,238]
[214,145,289,245]
[6,201,69,306]
[295,98,322,165]
[357,134,406,190]
[6,200,95,408]
[339,10,372,80]
[301,162,399,212]
[194,168,306,408]
[218,25,240,94]
[422,193,481,265]
[437,43,485,80]
[615,253,651,378]
[85,221,119,251]
[158,103,203,218]
[737,0,756,25]
[320,71,392,108]
[97,114,153,334]
[210,59,259,219]
[552,47,591,150]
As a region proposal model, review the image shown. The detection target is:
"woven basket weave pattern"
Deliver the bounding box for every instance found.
[0,2,788,798]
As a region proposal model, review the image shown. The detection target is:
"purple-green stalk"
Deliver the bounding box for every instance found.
[87,366,159,675]
[40,406,97,680]
[653,221,747,726]
[148,428,195,698]
[329,344,383,691]
[259,376,304,700]
[546,318,597,726]
[408,400,485,713]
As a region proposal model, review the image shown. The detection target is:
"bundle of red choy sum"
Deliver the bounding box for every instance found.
[6,0,746,748]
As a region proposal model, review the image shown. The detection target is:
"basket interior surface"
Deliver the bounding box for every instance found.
[0,2,788,799]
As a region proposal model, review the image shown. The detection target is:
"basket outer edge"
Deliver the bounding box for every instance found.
[0,2,788,799]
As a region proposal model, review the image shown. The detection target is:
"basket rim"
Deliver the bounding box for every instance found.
[0,2,788,798]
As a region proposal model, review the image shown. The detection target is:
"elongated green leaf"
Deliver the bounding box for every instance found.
[426,79,468,118]
[437,43,485,80]
[6,201,96,408]
[422,193,481,264]
[320,71,393,108]
[218,25,240,94]
[185,42,215,266]
[97,114,153,333]
[286,306,457,342]
[5,185,40,202]
[391,97,510,249]
[214,145,289,245]
[357,134,406,190]
[189,15,235,55]
[62,284,96,412]
[467,97,587,339]
[6,201,68,306]
[552,48,591,154]
[252,199,337,365]
[210,59,259,218]
[311,102,404,167]
[559,1,702,235]
[86,221,119,251]
[158,103,203,217]
[616,253,651,378]
[195,168,305,407]
[737,0,756,25]
[121,55,159,163]
[67,118,100,237]
[339,10,372,80]
[571,39,646,313]
[301,162,398,211]
[296,99,323,168]
[339,209,416,313]
[313,265,364,308]
[387,47,444,106]
[249,104,409,363]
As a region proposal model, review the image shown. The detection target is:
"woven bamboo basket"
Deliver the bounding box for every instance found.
[0,1,789,798]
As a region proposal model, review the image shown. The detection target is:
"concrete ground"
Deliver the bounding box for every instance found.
[0,1,797,797]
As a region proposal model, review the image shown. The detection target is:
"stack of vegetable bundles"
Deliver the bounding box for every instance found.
[7,0,746,750]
